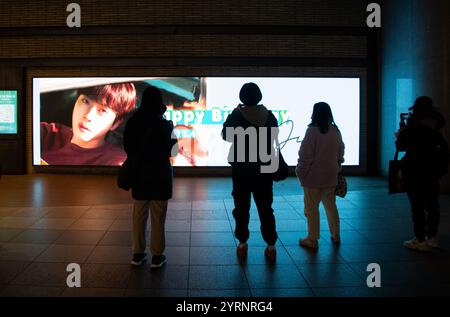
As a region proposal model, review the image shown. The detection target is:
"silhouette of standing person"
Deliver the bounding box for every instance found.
[222,83,279,263]
[396,96,448,251]
[123,86,178,268]
[295,102,345,249]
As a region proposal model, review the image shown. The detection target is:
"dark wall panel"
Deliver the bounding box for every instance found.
[0,0,367,27]
[380,0,450,192]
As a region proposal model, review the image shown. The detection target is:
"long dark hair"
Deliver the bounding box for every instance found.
[309,102,339,134]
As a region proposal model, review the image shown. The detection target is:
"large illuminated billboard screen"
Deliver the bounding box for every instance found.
[33,77,360,167]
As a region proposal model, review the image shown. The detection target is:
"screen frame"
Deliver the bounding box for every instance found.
[28,70,367,176]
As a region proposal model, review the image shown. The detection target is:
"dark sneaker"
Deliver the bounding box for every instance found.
[264,246,276,263]
[331,236,341,246]
[151,254,167,268]
[131,253,148,266]
[236,243,248,262]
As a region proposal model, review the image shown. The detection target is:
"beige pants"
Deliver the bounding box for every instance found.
[132,200,168,255]
[303,187,340,241]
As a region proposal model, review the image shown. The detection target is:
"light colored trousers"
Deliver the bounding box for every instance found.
[132,200,168,255]
[303,187,340,240]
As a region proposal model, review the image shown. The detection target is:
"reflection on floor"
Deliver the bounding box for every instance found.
[0,175,450,297]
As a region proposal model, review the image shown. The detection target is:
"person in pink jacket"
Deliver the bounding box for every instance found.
[295,102,345,249]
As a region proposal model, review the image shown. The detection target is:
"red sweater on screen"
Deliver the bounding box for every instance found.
[40,122,126,166]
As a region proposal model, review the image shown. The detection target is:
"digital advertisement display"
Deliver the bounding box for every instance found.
[0,90,18,134]
[33,77,360,167]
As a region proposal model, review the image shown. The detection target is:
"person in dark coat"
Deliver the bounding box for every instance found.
[396,96,448,252]
[222,82,279,263]
[123,85,178,268]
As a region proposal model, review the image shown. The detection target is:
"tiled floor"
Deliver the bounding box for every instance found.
[0,175,450,297]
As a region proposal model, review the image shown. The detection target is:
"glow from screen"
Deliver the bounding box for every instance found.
[33,77,359,166]
[205,77,360,166]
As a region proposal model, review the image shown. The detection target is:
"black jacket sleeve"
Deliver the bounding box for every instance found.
[165,120,179,157]
[221,109,241,142]
[395,126,411,152]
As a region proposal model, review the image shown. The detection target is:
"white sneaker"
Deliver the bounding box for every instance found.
[426,237,439,248]
[403,238,430,252]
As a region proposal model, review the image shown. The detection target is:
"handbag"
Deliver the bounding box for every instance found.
[388,150,406,194]
[272,150,289,182]
[335,173,347,198]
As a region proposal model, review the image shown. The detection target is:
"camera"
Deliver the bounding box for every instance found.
[399,112,410,129]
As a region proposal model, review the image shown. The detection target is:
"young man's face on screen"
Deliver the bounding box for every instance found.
[71,94,118,148]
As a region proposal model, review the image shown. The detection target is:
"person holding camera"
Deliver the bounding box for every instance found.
[396,96,449,251]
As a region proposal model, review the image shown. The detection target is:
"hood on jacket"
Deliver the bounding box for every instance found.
[238,104,270,127]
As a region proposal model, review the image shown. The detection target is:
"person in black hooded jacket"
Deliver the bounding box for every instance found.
[123,85,178,268]
[396,96,448,252]
[222,82,279,263]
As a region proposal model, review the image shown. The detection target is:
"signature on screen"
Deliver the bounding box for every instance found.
[278,120,303,150]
